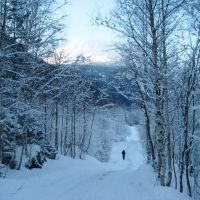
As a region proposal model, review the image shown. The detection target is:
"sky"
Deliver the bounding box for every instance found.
[63,0,117,63]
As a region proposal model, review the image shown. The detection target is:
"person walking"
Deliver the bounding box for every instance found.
[122,149,126,160]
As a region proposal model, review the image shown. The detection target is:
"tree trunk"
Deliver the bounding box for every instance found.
[70,114,73,158]
[184,103,192,197]
[149,0,165,186]
[86,109,95,152]
[44,94,47,141]
[180,101,191,195]
[172,137,177,189]
[164,89,172,187]
[161,0,172,187]
[73,98,76,158]
[0,0,7,52]
[17,144,24,170]
[55,100,59,150]
[60,106,64,154]
[63,104,68,156]
[0,123,3,163]
[80,102,87,159]
[144,106,155,166]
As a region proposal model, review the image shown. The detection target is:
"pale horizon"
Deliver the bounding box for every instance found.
[62,0,117,63]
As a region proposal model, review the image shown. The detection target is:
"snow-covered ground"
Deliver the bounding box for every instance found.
[0,126,191,200]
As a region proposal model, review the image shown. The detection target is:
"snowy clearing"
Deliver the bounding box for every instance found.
[0,126,191,200]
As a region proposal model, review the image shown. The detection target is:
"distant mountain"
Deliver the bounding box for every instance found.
[75,64,139,107]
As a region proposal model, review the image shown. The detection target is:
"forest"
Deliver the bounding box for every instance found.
[0,0,200,200]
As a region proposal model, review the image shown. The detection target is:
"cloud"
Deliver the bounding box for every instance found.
[61,40,114,63]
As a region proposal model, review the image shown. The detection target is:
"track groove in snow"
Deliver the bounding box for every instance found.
[0,126,191,200]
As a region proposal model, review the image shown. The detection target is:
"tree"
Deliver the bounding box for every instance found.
[95,0,185,186]
[176,1,200,196]
[0,0,68,169]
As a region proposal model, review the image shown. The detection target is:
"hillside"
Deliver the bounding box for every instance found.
[75,64,139,107]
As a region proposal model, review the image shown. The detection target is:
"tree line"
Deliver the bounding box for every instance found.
[0,0,116,175]
[0,0,135,177]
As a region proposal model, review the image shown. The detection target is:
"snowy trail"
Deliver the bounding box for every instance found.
[0,126,190,200]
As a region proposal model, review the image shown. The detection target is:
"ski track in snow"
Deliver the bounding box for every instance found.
[0,126,191,200]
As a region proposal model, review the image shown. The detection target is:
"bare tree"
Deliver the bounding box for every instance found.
[95,0,185,186]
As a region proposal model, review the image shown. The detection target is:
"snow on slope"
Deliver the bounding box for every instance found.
[0,126,191,200]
